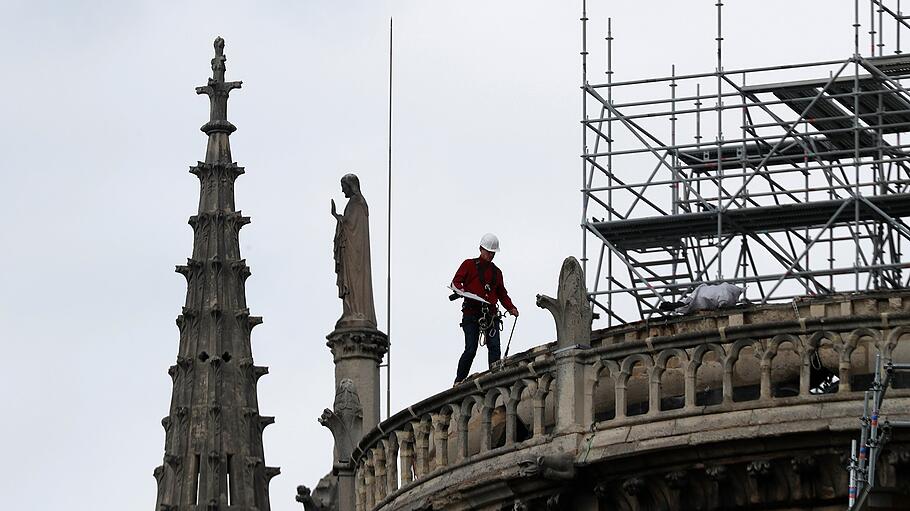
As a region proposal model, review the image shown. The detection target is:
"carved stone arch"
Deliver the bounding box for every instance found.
[438,401,460,418]
[654,348,689,382]
[806,330,843,356]
[764,334,803,363]
[885,326,910,359]
[724,339,762,372]
[484,386,510,409]
[536,372,555,397]
[620,353,654,381]
[687,343,726,378]
[385,430,399,451]
[597,359,621,378]
[655,348,689,411]
[842,328,883,362]
[591,359,620,422]
[460,394,484,417]
[513,377,538,401]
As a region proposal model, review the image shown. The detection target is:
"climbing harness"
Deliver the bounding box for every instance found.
[478,304,504,347]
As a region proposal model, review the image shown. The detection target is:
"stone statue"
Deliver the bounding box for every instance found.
[536,256,593,349]
[331,174,377,330]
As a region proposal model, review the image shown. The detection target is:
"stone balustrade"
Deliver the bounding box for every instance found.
[351,351,558,511]
[351,292,910,511]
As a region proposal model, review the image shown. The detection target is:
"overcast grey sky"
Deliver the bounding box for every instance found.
[0,1,864,509]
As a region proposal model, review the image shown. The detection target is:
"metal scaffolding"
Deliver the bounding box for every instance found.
[582,0,910,325]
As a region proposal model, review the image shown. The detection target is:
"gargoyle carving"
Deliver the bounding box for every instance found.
[536,257,592,349]
[517,454,576,481]
[319,378,363,463]
[296,472,338,511]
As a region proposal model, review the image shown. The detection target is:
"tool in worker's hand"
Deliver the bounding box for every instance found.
[503,316,518,359]
[491,316,517,372]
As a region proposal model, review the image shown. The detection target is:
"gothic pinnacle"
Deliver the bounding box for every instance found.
[154,38,276,511]
[195,36,242,164]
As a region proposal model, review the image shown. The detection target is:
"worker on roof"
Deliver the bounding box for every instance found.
[450,233,519,385]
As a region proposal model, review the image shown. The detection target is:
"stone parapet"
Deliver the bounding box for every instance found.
[350,291,910,510]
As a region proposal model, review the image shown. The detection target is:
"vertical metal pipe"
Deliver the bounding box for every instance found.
[671,65,679,300]
[804,119,811,294]
[857,0,862,57]
[716,0,724,280]
[869,353,883,485]
[871,0,877,56]
[898,0,903,54]
[855,0,863,291]
[671,65,678,216]
[606,17,614,327]
[741,72,749,288]
[386,17,393,420]
[849,439,858,507]
[696,82,703,216]
[580,0,593,312]
[860,390,870,487]
[879,0,885,55]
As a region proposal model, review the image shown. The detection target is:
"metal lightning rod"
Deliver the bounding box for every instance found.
[386,17,393,420]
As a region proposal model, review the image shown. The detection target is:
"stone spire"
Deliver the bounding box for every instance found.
[154,37,278,511]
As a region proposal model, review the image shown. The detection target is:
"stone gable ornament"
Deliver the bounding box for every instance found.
[536,256,593,349]
[331,173,377,330]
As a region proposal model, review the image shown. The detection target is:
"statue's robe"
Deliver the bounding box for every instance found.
[334,194,377,329]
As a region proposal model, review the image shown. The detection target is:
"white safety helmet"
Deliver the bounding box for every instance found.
[479,233,500,253]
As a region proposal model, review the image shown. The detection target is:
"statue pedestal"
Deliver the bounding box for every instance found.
[326,327,389,431]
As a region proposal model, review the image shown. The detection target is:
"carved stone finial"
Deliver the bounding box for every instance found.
[212,36,226,83]
[536,256,592,349]
[319,378,364,463]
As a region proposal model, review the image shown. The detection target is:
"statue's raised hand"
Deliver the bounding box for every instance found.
[331,199,341,220]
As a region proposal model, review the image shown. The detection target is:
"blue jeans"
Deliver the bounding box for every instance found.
[455,314,501,383]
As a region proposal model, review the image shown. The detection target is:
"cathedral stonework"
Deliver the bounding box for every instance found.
[154,38,278,511]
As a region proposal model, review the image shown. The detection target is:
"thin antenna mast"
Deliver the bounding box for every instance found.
[386,17,393,420]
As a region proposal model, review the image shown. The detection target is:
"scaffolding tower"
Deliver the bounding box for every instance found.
[583,0,910,325]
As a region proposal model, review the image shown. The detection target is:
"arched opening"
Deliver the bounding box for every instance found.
[732,344,761,402]
[892,332,910,389]
[399,426,416,486]
[771,339,801,397]
[809,341,839,394]
[489,393,508,450]
[695,349,723,406]
[544,391,556,434]
[463,400,482,458]
[659,355,686,410]
[626,361,650,416]
[593,368,617,421]
[514,385,535,438]
[850,335,878,391]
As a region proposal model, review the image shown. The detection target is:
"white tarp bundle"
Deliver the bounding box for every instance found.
[674,282,744,314]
